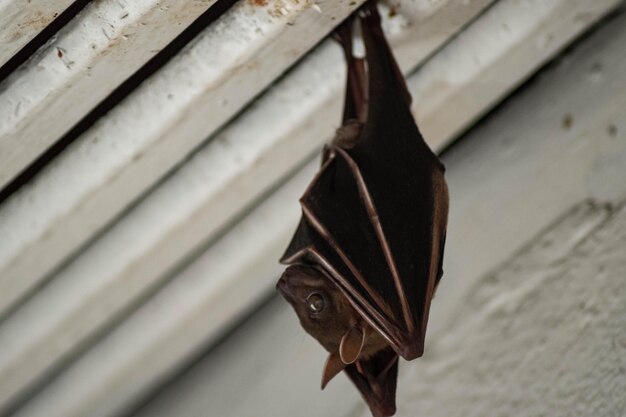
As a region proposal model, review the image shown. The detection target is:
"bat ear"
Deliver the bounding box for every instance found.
[321,351,346,390]
[339,324,366,364]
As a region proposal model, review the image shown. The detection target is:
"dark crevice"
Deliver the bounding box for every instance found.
[0,0,93,85]
[0,0,239,205]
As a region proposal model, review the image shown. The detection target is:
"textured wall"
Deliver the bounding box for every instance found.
[358,7,626,417]
[384,201,626,417]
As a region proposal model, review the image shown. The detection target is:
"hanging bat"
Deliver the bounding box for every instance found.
[276,2,448,416]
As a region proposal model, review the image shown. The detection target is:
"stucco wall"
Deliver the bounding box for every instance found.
[377,201,626,417]
[358,9,626,416]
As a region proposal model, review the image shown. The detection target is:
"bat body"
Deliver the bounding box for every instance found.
[276,3,448,416]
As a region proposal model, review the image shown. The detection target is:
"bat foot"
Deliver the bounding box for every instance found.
[331,15,355,47]
[333,119,363,149]
[358,1,382,26]
[345,349,399,417]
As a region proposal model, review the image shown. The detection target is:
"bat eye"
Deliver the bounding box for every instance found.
[306,292,326,314]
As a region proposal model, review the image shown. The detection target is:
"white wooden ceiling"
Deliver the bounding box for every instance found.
[0,0,622,416]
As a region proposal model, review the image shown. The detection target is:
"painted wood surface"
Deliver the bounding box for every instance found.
[1,1,623,416]
[0,0,227,189]
[0,0,75,67]
[0,0,371,320]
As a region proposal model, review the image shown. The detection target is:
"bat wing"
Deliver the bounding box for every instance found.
[346,348,399,417]
[281,5,448,361]
[282,152,408,343]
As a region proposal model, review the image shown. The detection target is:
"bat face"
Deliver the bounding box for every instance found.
[277,264,398,417]
[276,265,359,353]
[277,265,390,359]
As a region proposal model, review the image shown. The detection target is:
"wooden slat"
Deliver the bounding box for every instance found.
[0,0,369,319]
[0,0,374,412]
[0,0,497,318]
[411,0,624,148]
[0,0,222,189]
[10,160,317,417]
[0,0,75,67]
[0,1,498,412]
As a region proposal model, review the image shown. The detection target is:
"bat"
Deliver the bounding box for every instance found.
[276,2,449,416]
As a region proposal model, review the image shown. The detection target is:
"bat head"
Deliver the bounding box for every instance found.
[278,264,397,417]
[277,264,360,353]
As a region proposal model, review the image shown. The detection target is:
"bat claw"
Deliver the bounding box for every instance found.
[331,15,355,46]
[345,349,399,417]
[358,0,381,24]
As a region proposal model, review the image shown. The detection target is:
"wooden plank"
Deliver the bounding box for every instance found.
[0,0,221,189]
[0,0,75,67]
[0,0,495,320]
[9,160,317,417]
[0,0,370,319]
[409,0,622,146]
[0,0,373,412]
[129,296,363,417]
[411,0,624,150]
[0,0,499,412]
[131,8,626,417]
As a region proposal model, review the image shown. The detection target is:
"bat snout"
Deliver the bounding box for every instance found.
[276,275,289,294]
[276,274,297,304]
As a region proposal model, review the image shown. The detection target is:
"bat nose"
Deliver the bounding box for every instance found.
[276,275,298,305]
[276,276,289,294]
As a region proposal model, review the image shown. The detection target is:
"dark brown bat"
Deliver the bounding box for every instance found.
[276,2,448,416]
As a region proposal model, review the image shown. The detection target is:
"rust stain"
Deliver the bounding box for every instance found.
[24,11,46,27]
[10,9,54,41]
[249,0,268,6]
